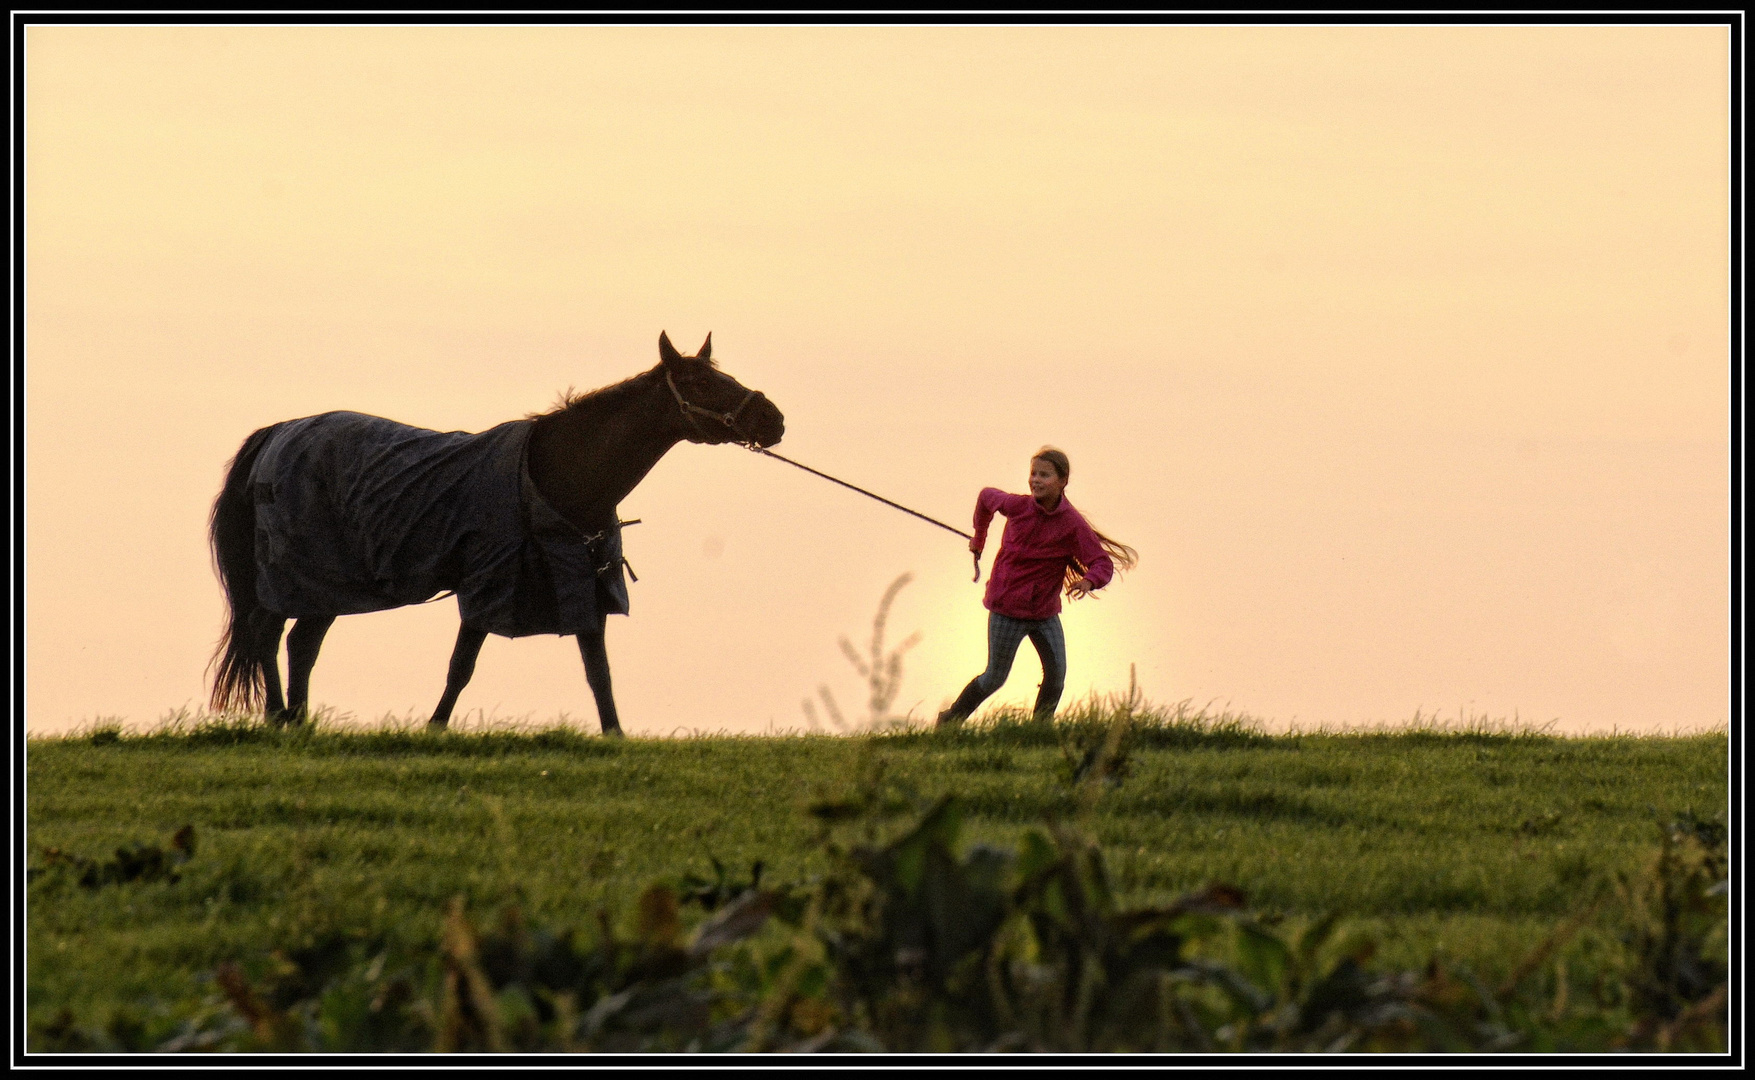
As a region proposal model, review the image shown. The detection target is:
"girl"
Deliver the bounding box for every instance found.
[937,447,1138,728]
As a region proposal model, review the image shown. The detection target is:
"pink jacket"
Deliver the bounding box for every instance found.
[972,488,1114,620]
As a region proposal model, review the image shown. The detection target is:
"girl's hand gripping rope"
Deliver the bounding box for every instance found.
[970,538,983,583]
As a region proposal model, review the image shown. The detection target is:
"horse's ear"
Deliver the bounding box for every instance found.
[697,333,712,362]
[659,331,683,367]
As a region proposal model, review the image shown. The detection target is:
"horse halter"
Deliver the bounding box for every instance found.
[665,367,762,446]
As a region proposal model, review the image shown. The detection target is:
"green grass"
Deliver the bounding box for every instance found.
[25,703,1728,1047]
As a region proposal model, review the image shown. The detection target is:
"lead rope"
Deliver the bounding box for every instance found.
[743,444,983,583]
[667,372,982,581]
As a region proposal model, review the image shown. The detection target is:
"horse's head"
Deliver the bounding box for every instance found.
[658,331,785,448]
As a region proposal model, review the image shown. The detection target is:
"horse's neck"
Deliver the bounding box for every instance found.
[528,374,682,524]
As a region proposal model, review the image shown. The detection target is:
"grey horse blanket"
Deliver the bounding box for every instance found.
[249,411,629,638]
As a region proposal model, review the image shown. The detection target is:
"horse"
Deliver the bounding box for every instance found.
[206,332,784,736]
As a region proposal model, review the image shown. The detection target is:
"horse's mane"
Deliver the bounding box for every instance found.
[528,372,646,420]
[528,356,719,420]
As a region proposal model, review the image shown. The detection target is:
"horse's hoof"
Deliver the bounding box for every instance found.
[427,720,449,733]
[268,707,311,729]
[601,726,625,739]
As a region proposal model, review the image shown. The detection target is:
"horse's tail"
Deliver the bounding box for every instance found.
[207,424,281,714]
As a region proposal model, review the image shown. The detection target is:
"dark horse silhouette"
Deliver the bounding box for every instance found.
[207,332,783,735]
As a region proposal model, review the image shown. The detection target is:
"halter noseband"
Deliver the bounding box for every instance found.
[665,367,762,446]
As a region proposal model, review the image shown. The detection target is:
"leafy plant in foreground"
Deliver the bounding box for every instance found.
[762,793,1729,1053]
[1611,811,1729,1051]
[30,826,197,890]
[29,791,1727,1053]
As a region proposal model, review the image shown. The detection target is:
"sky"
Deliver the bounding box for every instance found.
[23,24,1731,736]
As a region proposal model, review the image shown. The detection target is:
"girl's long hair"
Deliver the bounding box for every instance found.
[1033,447,1139,596]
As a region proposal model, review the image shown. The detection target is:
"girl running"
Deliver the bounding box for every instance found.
[937,447,1138,728]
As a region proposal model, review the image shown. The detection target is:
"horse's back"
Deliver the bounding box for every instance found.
[250,412,533,620]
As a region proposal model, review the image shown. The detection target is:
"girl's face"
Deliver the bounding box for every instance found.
[1029,458,1067,504]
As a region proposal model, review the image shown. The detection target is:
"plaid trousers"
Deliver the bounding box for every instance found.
[944,611,1067,722]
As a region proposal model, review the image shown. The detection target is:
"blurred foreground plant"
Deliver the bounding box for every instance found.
[32,791,1726,1054]
[30,826,197,890]
[804,572,923,734]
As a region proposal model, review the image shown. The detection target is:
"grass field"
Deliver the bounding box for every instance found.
[24,700,1729,1052]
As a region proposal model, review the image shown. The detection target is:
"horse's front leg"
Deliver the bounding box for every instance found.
[283,615,336,725]
[428,623,488,731]
[577,615,623,737]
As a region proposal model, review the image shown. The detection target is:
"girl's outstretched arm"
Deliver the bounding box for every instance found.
[971,487,1030,553]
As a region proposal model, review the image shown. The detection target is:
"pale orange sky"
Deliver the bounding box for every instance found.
[25,25,1730,735]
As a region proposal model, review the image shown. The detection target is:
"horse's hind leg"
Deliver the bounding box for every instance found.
[284,615,336,725]
[247,609,289,724]
[428,623,488,731]
[577,615,623,737]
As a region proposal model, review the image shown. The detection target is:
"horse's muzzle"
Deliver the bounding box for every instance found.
[745,396,784,447]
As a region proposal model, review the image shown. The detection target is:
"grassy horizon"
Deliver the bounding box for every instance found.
[35,687,1732,741]
[25,698,1728,1050]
